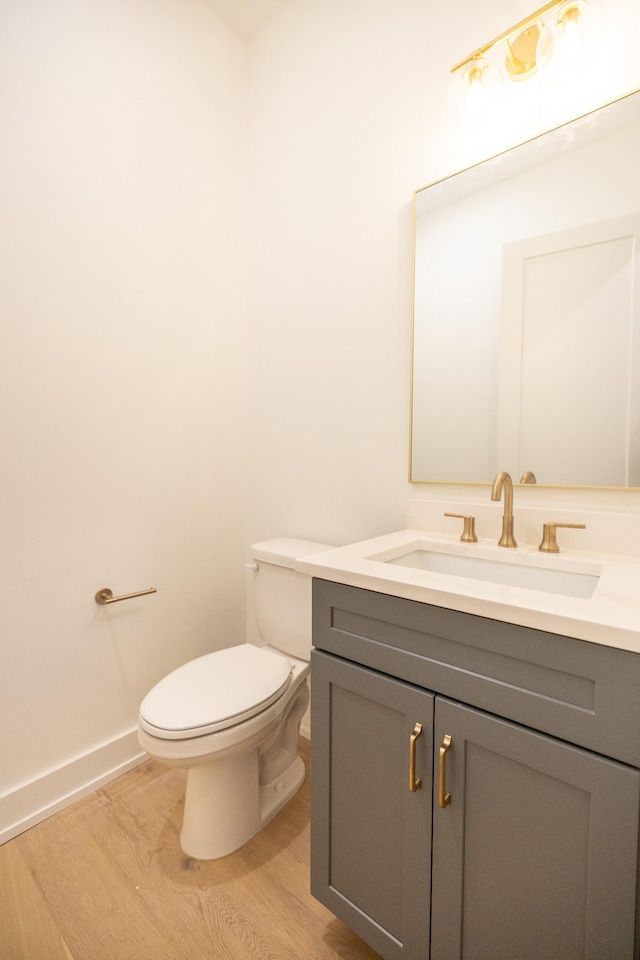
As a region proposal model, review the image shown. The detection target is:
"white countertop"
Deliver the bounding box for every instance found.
[296,529,640,654]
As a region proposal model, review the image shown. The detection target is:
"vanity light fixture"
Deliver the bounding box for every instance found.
[451,0,606,104]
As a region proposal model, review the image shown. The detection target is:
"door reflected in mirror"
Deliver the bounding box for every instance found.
[411,88,640,487]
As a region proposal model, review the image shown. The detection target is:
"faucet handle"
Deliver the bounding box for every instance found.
[444,513,478,543]
[538,522,586,554]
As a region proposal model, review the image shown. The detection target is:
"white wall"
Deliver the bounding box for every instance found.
[246,0,640,552]
[246,1,423,546]
[0,0,248,840]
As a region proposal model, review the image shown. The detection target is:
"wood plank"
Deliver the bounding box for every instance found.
[0,842,74,960]
[16,766,196,960]
[7,739,380,960]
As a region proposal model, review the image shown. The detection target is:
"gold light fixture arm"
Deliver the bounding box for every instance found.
[451,0,566,74]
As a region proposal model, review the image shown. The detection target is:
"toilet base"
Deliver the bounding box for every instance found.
[259,754,305,828]
[177,677,310,860]
[180,752,305,860]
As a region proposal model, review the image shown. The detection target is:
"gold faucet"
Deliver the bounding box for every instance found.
[491,470,517,548]
[519,470,537,484]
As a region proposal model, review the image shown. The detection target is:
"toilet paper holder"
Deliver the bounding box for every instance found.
[95,586,157,605]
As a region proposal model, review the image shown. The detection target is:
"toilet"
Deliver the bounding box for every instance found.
[137,538,332,860]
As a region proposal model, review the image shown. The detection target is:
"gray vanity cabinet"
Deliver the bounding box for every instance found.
[431,697,639,960]
[310,579,640,960]
[310,650,434,960]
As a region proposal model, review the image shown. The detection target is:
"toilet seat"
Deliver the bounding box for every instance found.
[139,644,293,740]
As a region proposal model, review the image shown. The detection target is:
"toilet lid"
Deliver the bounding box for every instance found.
[139,644,293,740]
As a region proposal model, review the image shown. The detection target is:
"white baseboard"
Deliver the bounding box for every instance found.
[0,728,146,846]
[1,715,312,848]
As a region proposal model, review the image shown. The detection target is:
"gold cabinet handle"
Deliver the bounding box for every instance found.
[409,722,423,792]
[438,734,452,808]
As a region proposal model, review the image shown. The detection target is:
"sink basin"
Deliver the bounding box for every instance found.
[373,546,601,599]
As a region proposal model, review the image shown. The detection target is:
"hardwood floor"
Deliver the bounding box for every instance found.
[0,739,381,960]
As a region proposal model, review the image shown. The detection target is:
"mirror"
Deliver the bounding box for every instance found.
[411,88,640,487]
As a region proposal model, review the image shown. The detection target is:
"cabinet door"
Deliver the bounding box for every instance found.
[311,650,434,960]
[431,697,640,960]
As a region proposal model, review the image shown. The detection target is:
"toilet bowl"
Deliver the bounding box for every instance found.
[137,538,332,860]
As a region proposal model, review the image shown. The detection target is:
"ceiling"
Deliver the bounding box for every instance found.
[202,0,289,41]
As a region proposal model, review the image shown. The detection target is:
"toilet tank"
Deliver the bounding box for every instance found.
[250,538,334,660]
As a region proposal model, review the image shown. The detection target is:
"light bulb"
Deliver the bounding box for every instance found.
[449,58,504,125]
[466,62,489,112]
[562,11,582,64]
[537,0,607,83]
